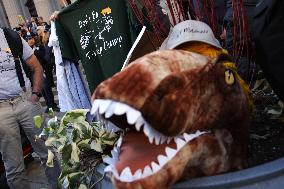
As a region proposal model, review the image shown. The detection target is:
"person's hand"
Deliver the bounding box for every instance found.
[220,29,227,40]
[29,94,40,103]
[50,11,60,21]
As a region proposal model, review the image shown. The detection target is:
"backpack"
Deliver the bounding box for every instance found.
[252,0,284,101]
[2,28,32,89]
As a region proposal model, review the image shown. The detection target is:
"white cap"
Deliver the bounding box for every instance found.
[160,20,222,50]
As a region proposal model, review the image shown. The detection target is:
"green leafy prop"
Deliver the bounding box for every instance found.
[36,109,119,189]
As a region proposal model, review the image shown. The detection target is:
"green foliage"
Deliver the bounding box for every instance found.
[35,109,119,189]
[48,108,55,118]
[34,115,43,129]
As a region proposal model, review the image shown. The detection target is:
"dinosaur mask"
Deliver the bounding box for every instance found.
[91,50,251,189]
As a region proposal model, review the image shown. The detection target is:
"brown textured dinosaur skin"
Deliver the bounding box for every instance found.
[92,50,250,189]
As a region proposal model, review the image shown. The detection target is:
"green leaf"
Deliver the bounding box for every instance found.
[102,138,116,146]
[67,172,85,189]
[79,184,88,189]
[56,136,67,145]
[48,108,55,117]
[58,109,90,135]
[61,109,89,125]
[42,127,54,136]
[46,150,54,167]
[68,172,84,182]
[108,131,117,139]
[98,129,106,137]
[48,136,66,150]
[57,123,65,135]
[47,117,59,130]
[90,139,103,153]
[61,144,72,164]
[45,137,57,147]
[77,139,91,149]
[72,129,80,143]
[34,115,43,129]
[71,143,80,163]
[73,122,90,134]
[59,164,79,180]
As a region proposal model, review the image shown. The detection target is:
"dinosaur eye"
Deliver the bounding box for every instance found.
[225,69,235,85]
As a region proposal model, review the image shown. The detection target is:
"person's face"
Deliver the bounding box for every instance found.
[28,38,35,46]
[38,18,43,24]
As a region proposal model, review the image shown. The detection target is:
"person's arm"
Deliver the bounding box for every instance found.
[50,11,60,21]
[26,54,44,102]
[21,37,44,102]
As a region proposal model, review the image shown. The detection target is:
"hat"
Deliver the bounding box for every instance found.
[160,20,222,50]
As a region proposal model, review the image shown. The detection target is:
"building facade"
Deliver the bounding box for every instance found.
[0,0,63,28]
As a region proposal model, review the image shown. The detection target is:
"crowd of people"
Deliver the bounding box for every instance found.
[0,14,61,188]
[13,16,59,112]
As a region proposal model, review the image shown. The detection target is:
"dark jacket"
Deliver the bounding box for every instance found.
[223,0,260,54]
[253,0,284,101]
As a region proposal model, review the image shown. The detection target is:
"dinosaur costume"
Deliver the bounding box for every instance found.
[91,21,252,189]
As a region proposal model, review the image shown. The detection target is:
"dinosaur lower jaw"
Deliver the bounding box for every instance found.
[104,129,205,183]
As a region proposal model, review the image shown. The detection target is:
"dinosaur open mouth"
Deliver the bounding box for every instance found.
[91,99,206,182]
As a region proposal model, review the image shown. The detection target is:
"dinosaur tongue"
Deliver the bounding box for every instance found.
[116,131,176,174]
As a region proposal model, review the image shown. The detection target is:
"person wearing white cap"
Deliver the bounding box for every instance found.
[161,20,227,59]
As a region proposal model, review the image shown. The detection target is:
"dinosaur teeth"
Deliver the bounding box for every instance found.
[183,131,208,142]
[103,133,209,183]
[133,169,142,180]
[143,122,151,138]
[113,102,130,115]
[167,137,173,144]
[135,117,144,131]
[90,100,101,115]
[105,101,116,118]
[93,99,172,146]
[116,136,123,148]
[99,100,112,114]
[94,99,211,182]
[103,156,115,165]
[143,122,169,145]
[183,133,191,142]
[175,138,186,150]
[154,134,161,145]
[111,147,119,161]
[126,109,142,125]
[165,147,177,159]
[151,128,161,145]
[120,167,133,182]
[142,165,153,178]
[119,166,154,182]
[104,165,113,172]
[157,155,168,167]
[160,135,167,144]
[147,128,155,144]
[151,161,161,172]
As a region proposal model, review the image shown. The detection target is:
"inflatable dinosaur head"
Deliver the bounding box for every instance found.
[91,50,251,189]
